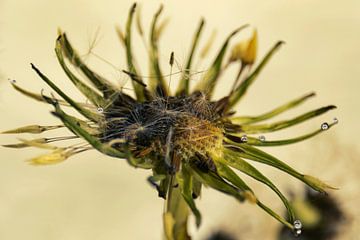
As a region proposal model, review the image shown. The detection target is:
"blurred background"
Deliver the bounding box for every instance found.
[0,0,359,239]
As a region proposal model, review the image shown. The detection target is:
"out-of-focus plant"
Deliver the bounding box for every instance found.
[2,3,338,239]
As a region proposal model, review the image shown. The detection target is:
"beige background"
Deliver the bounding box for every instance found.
[0,0,359,239]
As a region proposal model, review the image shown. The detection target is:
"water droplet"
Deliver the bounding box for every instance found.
[333,117,338,124]
[293,220,302,237]
[97,107,104,113]
[241,135,248,143]
[8,79,16,84]
[258,135,266,142]
[321,122,329,130]
[294,229,302,236]
[294,219,302,229]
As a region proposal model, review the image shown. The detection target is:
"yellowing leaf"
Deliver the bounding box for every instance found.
[27,149,74,166]
[18,138,57,150]
[303,175,338,193]
[2,138,47,148]
[1,124,63,134]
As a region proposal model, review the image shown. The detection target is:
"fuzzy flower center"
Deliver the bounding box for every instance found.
[102,92,224,162]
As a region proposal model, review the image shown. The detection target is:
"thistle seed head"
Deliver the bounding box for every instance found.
[101,92,223,162]
[1,3,339,236]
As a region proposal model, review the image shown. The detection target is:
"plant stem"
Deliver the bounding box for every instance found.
[164,178,191,240]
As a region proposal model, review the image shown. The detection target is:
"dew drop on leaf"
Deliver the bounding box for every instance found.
[294,219,302,230]
[293,219,302,237]
[321,122,329,130]
[258,135,266,142]
[241,135,248,142]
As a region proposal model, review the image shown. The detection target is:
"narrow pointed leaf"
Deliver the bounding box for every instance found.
[58,33,117,97]
[176,18,205,95]
[241,105,336,134]
[154,17,170,41]
[2,124,63,134]
[55,40,106,107]
[51,102,126,159]
[135,3,144,36]
[226,143,336,193]
[231,92,316,124]
[236,121,337,147]
[215,161,294,229]
[185,163,245,202]
[195,25,248,97]
[31,63,101,122]
[124,3,147,101]
[229,41,284,107]
[214,161,251,192]
[27,148,74,166]
[257,201,294,229]
[2,138,47,148]
[18,138,58,150]
[11,83,69,106]
[148,5,168,95]
[218,148,295,222]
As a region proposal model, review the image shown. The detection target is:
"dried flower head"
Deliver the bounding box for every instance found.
[2,3,338,239]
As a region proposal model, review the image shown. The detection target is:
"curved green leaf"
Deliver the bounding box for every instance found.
[215,161,294,229]
[148,4,168,95]
[217,148,295,223]
[230,92,315,124]
[194,25,248,97]
[185,162,245,202]
[228,41,284,107]
[233,121,337,147]
[124,3,147,101]
[58,33,117,97]
[225,142,336,193]
[176,18,205,96]
[55,40,106,107]
[241,105,336,134]
[31,63,101,122]
[50,101,126,159]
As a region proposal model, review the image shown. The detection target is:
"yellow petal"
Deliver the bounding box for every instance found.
[243,29,257,64]
[229,29,257,64]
